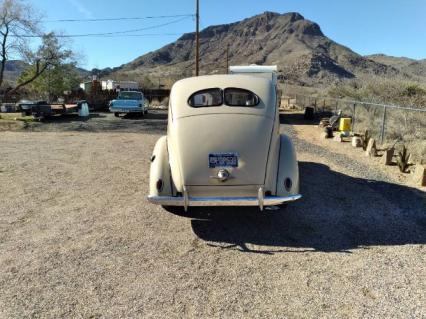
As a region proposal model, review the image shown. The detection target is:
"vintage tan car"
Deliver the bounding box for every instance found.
[148,74,301,211]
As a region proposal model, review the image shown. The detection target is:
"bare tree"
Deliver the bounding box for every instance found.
[0,0,40,89]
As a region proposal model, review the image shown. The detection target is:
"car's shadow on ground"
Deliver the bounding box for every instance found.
[177,161,426,254]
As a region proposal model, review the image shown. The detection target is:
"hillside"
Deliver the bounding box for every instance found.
[108,11,424,86]
[366,54,426,80]
[2,60,28,83]
[1,60,90,85]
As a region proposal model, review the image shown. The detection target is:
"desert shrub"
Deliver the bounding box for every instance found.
[396,145,410,173]
[328,77,426,108]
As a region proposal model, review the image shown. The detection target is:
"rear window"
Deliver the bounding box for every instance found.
[188,88,223,107]
[224,88,259,107]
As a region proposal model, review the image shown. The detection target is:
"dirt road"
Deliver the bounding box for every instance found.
[0,111,425,318]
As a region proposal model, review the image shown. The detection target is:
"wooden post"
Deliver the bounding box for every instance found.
[195,0,200,76]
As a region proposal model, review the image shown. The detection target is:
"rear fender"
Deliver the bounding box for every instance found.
[276,134,300,196]
[149,136,173,197]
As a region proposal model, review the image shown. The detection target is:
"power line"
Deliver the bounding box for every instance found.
[77,32,187,38]
[16,16,192,38]
[43,14,194,23]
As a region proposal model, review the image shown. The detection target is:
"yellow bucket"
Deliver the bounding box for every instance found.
[339,118,352,132]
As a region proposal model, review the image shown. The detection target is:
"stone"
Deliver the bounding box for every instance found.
[365,138,377,157]
[320,132,329,139]
[381,148,394,165]
[333,134,343,142]
[319,119,330,127]
[352,136,362,147]
[323,126,333,138]
[412,164,426,186]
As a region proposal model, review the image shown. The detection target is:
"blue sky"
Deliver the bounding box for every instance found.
[33,0,426,70]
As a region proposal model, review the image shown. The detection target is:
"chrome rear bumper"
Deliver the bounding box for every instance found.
[147,194,302,210]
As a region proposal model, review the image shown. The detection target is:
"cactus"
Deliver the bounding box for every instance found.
[362,129,371,151]
[396,145,410,173]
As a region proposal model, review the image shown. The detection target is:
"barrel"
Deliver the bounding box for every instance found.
[339,118,352,132]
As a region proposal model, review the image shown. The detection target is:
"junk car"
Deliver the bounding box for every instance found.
[148,74,301,211]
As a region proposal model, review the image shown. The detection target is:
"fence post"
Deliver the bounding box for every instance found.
[380,105,387,144]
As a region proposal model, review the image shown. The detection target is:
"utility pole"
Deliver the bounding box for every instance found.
[226,44,229,74]
[195,0,200,76]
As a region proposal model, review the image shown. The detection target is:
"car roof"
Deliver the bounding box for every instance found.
[170,74,276,120]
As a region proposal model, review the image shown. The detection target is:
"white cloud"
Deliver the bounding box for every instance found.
[67,0,93,19]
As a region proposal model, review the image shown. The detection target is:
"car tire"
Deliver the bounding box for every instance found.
[114,112,120,117]
[144,109,148,115]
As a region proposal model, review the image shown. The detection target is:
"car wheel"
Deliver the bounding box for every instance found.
[144,109,148,115]
[114,112,120,117]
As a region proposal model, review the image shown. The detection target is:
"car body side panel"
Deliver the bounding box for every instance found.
[263,109,280,195]
[276,134,300,197]
[149,136,173,197]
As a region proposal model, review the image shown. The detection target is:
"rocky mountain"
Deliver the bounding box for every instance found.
[366,54,426,80]
[108,11,424,86]
[1,60,90,85]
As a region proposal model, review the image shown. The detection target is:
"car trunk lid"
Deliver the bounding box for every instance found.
[172,113,273,186]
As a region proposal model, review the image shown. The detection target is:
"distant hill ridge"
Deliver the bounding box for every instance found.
[107,11,426,86]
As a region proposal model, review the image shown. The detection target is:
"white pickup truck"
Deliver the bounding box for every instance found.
[109,91,148,117]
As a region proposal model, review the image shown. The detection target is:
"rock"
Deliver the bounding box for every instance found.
[320,132,329,139]
[365,138,377,157]
[352,136,362,147]
[321,126,333,139]
[333,134,343,142]
[381,148,394,165]
[407,153,416,165]
[412,164,426,186]
[319,118,330,127]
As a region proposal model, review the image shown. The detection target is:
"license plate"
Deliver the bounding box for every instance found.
[209,153,238,168]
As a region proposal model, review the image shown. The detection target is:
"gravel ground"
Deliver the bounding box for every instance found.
[0,111,425,318]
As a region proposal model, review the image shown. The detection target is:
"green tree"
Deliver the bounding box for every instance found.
[9,32,74,98]
[20,62,80,100]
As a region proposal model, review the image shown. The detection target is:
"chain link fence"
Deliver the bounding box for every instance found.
[292,94,426,160]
